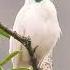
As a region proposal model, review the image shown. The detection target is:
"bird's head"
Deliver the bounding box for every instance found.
[35,0,54,2]
[34,0,42,2]
[25,0,54,4]
[25,0,53,6]
[25,0,48,4]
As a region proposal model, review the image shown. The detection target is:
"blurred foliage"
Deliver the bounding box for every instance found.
[0,24,32,70]
[0,28,10,38]
[12,67,32,70]
[0,66,3,70]
[0,51,20,66]
[0,50,32,70]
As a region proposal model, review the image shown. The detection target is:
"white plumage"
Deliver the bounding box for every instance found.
[9,0,61,69]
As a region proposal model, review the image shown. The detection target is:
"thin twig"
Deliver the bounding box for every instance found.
[0,23,38,70]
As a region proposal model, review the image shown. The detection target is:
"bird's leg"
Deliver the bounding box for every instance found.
[33,45,39,54]
[23,36,39,70]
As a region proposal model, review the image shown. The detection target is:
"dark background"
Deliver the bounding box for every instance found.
[0,0,69,70]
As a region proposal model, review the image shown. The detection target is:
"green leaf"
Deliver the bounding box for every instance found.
[12,67,32,70]
[0,28,10,38]
[0,66,3,70]
[0,51,20,66]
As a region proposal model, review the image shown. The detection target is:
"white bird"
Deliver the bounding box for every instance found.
[9,0,61,70]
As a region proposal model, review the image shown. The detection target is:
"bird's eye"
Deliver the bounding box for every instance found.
[35,0,42,3]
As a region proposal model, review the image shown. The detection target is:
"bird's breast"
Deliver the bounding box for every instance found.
[13,4,61,62]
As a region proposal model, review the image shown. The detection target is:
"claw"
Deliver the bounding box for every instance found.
[33,45,39,54]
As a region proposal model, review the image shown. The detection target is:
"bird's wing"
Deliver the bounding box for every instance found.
[9,5,31,68]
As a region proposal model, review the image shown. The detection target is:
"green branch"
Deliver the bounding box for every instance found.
[0,51,20,66]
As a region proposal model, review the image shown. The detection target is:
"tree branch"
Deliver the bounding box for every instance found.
[0,22,38,70]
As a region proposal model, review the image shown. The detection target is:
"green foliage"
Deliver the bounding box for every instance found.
[12,67,32,70]
[0,51,20,66]
[0,66,3,70]
[0,23,34,70]
[0,50,33,70]
[0,28,10,38]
